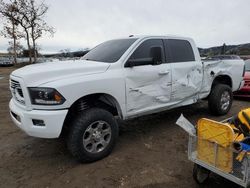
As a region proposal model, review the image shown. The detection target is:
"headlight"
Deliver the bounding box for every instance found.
[28,87,66,105]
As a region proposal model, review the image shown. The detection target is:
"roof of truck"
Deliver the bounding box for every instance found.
[125,35,193,41]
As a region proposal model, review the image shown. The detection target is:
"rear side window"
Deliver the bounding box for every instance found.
[165,39,195,63]
[129,39,165,63]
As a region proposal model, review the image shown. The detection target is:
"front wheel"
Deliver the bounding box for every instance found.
[67,108,119,163]
[208,84,233,116]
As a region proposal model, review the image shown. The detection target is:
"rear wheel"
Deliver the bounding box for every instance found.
[67,108,119,163]
[208,84,233,115]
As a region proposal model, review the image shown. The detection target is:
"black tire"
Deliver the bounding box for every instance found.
[193,164,210,184]
[67,108,119,163]
[208,84,233,116]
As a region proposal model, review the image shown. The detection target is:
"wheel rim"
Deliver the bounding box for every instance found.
[83,120,112,154]
[220,91,231,111]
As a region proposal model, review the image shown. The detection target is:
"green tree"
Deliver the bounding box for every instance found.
[220,43,227,55]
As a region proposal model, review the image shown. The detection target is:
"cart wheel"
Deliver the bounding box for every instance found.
[193,164,210,184]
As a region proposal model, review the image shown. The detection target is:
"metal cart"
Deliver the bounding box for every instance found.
[188,134,250,187]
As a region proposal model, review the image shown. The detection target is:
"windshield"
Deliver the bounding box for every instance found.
[245,60,250,71]
[82,38,137,63]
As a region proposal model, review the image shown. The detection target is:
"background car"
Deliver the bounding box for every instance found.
[234,59,250,97]
[205,55,241,60]
[0,58,14,67]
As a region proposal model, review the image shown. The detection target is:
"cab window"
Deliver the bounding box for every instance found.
[165,39,195,63]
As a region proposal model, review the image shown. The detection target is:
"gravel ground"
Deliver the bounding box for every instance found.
[0,67,249,188]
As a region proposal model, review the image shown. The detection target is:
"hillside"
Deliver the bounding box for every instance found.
[199,43,250,57]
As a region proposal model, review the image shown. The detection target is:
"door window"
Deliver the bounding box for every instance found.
[129,39,165,63]
[165,39,195,63]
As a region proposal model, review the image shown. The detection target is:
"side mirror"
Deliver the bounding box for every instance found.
[150,46,162,65]
[125,57,154,67]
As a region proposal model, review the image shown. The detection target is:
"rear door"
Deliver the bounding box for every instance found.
[164,39,202,102]
[124,39,172,115]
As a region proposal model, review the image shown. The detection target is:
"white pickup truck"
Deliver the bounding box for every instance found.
[9,35,245,162]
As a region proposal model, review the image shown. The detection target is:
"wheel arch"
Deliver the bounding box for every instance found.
[61,93,123,137]
[212,74,233,88]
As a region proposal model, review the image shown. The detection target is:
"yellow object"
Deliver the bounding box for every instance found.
[228,123,245,141]
[236,151,246,162]
[238,108,250,130]
[197,118,234,173]
[233,133,244,142]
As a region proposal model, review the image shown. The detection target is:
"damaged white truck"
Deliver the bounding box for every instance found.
[9,36,245,162]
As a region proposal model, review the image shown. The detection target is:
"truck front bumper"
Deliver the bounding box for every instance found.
[9,99,68,138]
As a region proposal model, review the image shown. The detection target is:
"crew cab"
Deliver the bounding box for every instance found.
[9,35,245,162]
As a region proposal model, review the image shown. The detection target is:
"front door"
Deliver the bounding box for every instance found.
[124,39,172,116]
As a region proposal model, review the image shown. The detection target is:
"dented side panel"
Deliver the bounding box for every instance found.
[124,59,244,118]
[199,59,245,99]
[121,36,244,119]
[171,61,203,101]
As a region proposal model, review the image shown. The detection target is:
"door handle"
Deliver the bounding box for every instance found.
[158,70,170,75]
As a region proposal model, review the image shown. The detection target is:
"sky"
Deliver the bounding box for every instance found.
[0,0,250,53]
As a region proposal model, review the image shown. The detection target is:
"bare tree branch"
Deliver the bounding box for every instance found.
[0,0,21,64]
[28,0,54,62]
[0,0,55,64]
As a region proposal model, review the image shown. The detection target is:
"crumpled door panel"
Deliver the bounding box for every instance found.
[171,62,203,100]
[125,64,172,113]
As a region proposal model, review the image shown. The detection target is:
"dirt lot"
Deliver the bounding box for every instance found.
[0,67,249,188]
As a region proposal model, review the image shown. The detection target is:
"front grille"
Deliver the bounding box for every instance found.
[16,88,24,97]
[10,79,25,105]
[10,79,20,88]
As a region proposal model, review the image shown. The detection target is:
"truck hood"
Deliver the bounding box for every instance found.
[11,60,110,86]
